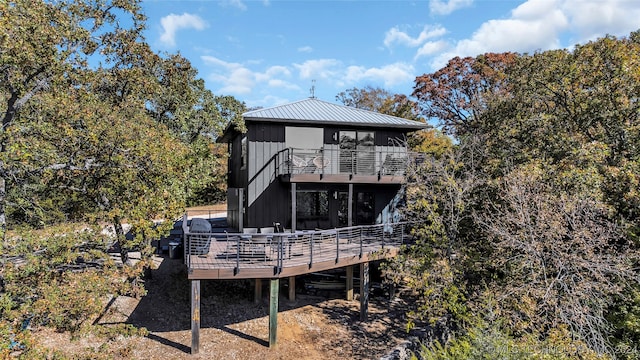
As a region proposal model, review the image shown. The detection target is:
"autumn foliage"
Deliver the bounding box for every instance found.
[394,31,640,359]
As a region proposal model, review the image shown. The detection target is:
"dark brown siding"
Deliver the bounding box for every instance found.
[248,121,285,142]
[247,181,290,228]
[227,135,245,189]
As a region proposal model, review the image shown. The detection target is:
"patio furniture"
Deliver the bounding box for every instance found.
[189,218,212,255]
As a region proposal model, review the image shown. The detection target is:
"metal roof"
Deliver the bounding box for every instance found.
[242,98,428,130]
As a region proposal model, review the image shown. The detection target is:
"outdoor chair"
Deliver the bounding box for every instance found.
[189,218,212,256]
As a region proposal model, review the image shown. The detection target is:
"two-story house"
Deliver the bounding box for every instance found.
[184,98,427,353]
[217,97,428,232]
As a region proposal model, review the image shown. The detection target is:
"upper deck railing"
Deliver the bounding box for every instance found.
[275,147,424,178]
[182,222,412,278]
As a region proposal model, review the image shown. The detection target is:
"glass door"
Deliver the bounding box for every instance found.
[356,131,375,175]
[355,192,375,225]
[337,191,349,227]
[339,131,356,173]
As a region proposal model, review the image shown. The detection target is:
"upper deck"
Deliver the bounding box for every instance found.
[275,147,424,184]
[182,222,411,280]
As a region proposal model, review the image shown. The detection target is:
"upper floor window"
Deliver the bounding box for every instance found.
[285,126,323,150]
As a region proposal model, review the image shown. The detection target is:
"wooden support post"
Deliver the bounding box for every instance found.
[288,276,296,301]
[360,262,369,321]
[254,279,262,304]
[269,278,279,348]
[191,280,201,354]
[346,265,354,301]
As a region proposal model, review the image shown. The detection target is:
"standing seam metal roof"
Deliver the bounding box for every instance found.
[242,98,427,129]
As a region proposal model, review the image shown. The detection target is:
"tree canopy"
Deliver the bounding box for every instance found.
[399,30,640,358]
[0,2,244,350]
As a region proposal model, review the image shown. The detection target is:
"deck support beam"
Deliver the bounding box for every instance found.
[269,278,279,348]
[191,280,201,354]
[288,276,296,301]
[346,265,354,301]
[254,279,262,304]
[360,262,369,321]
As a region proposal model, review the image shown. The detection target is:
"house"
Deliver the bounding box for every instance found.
[184,98,428,354]
[217,97,428,233]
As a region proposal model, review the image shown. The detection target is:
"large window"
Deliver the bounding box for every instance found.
[339,130,375,174]
[296,191,329,229]
[285,126,323,150]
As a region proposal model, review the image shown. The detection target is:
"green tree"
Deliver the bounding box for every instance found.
[0,0,149,238]
[336,85,424,121]
[404,31,640,357]
[146,54,246,205]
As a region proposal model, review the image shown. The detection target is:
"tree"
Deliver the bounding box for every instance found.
[404,32,640,356]
[477,165,636,353]
[145,54,246,206]
[387,137,486,336]
[0,0,149,238]
[336,85,424,122]
[412,53,517,137]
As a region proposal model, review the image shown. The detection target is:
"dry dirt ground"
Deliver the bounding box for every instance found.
[35,254,417,360]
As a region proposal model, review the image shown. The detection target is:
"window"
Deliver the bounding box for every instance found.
[296,191,329,229]
[285,127,323,150]
[339,131,375,174]
[355,192,375,225]
[241,136,247,169]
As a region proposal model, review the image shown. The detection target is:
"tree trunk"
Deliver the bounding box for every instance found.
[113,216,131,266]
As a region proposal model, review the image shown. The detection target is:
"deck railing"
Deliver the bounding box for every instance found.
[275,147,424,178]
[183,222,412,275]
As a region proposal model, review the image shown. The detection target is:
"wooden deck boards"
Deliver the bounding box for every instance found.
[185,236,400,280]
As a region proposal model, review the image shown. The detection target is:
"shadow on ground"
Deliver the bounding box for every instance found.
[114,252,414,356]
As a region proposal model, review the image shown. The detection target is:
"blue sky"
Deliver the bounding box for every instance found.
[141,0,640,109]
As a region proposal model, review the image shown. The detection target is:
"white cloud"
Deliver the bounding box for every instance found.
[298,46,313,53]
[201,56,254,94]
[428,0,569,68]
[222,0,247,11]
[201,56,299,95]
[561,0,640,42]
[159,13,208,47]
[200,54,417,101]
[425,0,640,70]
[344,63,415,88]
[384,25,447,48]
[414,40,449,60]
[293,59,343,80]
[429,0,473,15]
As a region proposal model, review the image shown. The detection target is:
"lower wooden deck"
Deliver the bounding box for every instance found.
[184,225,406,280]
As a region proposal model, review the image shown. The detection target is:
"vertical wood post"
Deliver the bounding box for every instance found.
[254,279,262,304]
[288,276,296,301]
[269,278,279,348]
[191,280,201,354]
[360,262,369,321]
[346,265,354,301]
